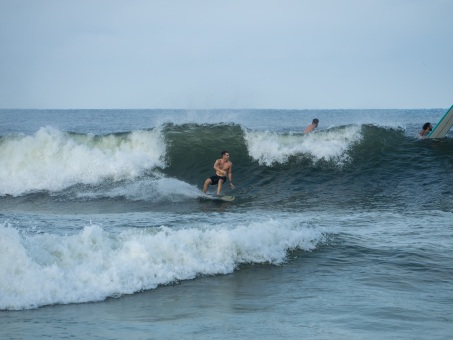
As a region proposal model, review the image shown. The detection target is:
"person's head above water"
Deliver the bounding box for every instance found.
[422,122,432,131]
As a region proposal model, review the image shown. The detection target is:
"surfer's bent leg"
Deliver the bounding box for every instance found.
[217,179,224,195]
[203,178,213,193]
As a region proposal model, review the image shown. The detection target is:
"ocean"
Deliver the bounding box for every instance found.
[1,109,452,339]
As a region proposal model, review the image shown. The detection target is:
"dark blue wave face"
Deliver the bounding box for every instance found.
[162,123,453,212]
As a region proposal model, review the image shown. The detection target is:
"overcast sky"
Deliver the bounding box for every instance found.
[1,0,452,109]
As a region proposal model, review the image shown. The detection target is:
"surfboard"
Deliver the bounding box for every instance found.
[213,195,235,202]
[200,194,235,202]
[428,105,453,139]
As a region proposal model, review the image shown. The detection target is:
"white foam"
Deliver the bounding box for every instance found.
[0,127,166,196]
[0,218,325,310]
[244,125,363,166]
[76,177,202,202]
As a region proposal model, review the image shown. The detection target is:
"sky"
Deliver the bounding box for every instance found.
[0,0,452,109]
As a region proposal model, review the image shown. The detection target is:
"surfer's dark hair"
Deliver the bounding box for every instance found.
[422,122,431,130]
[221,150,229,156]
[313,118,319,124]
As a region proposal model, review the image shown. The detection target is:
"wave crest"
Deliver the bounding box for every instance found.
[244,125,363,166]
[0,126,166,196]
[0,218,326,310]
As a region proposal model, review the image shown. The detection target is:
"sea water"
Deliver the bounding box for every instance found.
[1,109,452,339]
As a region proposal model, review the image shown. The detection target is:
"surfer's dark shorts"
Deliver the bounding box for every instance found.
[210,175,227,185]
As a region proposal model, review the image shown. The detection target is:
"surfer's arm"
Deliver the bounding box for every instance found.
[228,163,234,189]
[214,160,226,176]
[213,159,220,172]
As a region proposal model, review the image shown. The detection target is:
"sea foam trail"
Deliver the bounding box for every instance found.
[0,127,166,196]
[243,125,363,166]
[74,177,202,202]
[0,219,325,310]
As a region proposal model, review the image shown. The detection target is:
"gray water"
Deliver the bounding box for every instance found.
[1,109,452,339]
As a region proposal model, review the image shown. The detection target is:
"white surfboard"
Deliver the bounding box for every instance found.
[428,105,453,139]
[213,195,235,202]
[200,194,235,202]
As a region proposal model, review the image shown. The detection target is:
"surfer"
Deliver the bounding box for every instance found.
[419,122,432,138]
[203,151,235,195]
[304,118,319,133]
